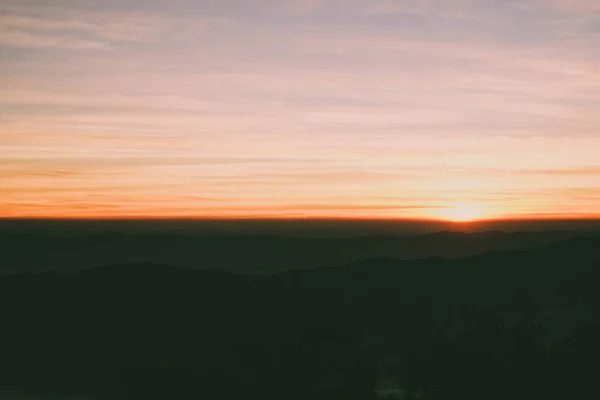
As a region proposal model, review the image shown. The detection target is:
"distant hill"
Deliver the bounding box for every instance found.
[2,230,597,275]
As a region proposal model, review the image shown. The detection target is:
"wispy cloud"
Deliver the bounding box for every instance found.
[533,0,600,13]
[0,8,167,49]
[526,166,600,176]
[0,27,111,49]
[0,12,166,41]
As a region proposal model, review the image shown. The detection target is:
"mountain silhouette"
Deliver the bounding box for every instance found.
[2,230,597,275]
[0,235,599,399]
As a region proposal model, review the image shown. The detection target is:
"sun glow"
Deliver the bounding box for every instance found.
[442,203,488,222]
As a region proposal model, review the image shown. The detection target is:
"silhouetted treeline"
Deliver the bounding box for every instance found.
[0,235,599,399]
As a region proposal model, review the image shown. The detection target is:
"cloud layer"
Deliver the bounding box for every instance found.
[1,0,599,218]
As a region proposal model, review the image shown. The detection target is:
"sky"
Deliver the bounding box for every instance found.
[1,0,599,220]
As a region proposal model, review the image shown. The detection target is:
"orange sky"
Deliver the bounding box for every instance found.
[1,0,599,220]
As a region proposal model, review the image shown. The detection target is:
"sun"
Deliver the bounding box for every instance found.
[443,203,487,222]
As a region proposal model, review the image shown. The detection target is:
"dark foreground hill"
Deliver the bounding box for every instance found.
[0,236,599,399]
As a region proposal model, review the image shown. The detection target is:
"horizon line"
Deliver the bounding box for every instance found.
[2,215,600,223]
